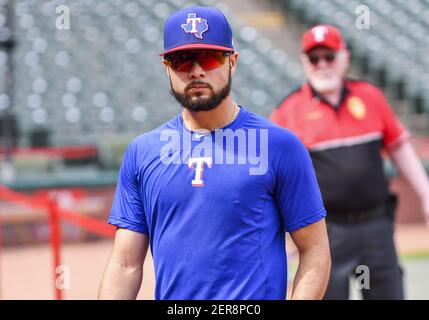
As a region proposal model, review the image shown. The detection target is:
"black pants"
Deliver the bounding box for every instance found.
[324,216,404,300]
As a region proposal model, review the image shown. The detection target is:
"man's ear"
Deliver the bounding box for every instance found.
[343,49,352,75]
[230,51,239,75]
[300,52,308,66]
[345,49,351,63]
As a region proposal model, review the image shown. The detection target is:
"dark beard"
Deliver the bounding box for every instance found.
[170,68,232,112]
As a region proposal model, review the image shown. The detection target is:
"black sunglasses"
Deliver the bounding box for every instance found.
[307,52,336,65]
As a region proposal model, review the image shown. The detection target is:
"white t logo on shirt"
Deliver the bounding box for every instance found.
[188,157,213,187]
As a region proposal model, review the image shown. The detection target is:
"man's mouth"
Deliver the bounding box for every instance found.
[187,83,211,90]
[315,71,334,77]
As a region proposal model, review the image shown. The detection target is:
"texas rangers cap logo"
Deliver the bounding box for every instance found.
[181,13,208,39]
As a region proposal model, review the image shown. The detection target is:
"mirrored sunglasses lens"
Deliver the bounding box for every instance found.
[169,52,195,72]
[197,51,226,70]
[167,51,229,71]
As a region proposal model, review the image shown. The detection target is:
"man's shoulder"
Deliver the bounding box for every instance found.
[268,125,309,166]
[244,107,287,131]
[127,117,177,154]
[276,84,307,107]
[346,78,384,96]
[244,108,303,149]
[268,124,304,150]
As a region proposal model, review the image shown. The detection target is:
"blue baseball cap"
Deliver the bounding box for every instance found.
[160,6,234,56]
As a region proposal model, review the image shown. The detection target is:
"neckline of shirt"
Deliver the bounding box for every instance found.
[308,81,350,110]
[175,105,250,140]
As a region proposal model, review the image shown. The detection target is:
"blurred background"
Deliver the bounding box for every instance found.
[0,0,428,300]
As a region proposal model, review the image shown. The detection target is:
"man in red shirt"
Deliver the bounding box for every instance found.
[271,24,429,299]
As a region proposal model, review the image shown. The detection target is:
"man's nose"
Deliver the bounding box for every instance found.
[315,58,330,69]
[189,61,206,79]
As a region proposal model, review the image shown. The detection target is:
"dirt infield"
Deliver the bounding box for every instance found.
[1,223,428,300]
[0,239,155,300]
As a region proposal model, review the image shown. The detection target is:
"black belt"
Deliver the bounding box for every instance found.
[326,203,387,224]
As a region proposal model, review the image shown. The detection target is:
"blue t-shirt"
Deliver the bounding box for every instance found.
[109,106,326,300]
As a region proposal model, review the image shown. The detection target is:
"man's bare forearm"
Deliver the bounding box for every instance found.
[291,246,331,300]
[98,261,143,299]
[389,142,429,202]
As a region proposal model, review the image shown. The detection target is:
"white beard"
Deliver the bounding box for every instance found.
[309,74,341,93]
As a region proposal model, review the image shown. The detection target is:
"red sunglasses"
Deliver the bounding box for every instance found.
[164,50,233,72]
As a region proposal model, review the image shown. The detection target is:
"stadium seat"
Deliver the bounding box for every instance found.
[1,0,303,150]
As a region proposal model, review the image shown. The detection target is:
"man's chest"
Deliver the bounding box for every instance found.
[287,96,385,148]
[137,149,277,246]
[138,147,273,212]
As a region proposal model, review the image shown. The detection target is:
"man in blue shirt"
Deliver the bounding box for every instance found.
[98,6,331,300]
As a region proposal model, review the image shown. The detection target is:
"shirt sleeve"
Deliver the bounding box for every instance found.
[108,141,149,235]
[273,131,326,233]
[375,87,410,148]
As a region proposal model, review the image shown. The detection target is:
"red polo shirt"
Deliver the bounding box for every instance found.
[271,80,410,215]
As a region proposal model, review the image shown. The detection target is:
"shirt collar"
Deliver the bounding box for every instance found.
[309,80,350,109]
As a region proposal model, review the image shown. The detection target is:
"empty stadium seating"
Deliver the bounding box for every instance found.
[0,0,303,151]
